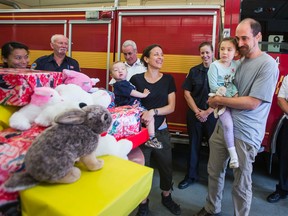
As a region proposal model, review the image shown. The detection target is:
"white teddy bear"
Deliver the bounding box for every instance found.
[96,133,133,160]
[34,100,82,127]
[208,86,227,118]
[91,89,112,108]
[55,84,95,106]
[35,84,112,127]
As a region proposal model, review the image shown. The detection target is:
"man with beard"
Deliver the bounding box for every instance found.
[31,34,80,72]
[194,18,279,216]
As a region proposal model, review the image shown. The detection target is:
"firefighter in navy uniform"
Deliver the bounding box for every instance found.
[31,34,80,72]
[267,75,288,203]
[179,41,217,190]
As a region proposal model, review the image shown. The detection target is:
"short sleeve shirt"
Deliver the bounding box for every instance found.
[232,53,279,148]
[182,63,210,110]
[113,80,138,106]
[31,54,80,72]
[278,75,288,100]
[130,73,176,129]
[208,60,239,97]
[278,75,288,118]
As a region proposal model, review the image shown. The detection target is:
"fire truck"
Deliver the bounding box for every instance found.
[0,0,287,172]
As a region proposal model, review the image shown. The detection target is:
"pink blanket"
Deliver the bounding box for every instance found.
[0,68,63,106]
[0,125,46,206]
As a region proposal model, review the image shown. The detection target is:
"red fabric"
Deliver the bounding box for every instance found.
[0,125,46,206]
[107,106,141,139]
[118,128,149,149]
[0,69,63,106]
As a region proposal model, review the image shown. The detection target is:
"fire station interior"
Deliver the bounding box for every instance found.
[0,0,287,216]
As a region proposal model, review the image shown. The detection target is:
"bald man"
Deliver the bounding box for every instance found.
[194,18,279,216]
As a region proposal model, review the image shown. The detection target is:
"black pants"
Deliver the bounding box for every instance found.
[140,128,173,191]
[186,109,217,180]
[276,118,288,193]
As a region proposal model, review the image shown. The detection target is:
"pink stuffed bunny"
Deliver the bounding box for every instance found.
[9,87,63,130]
[62,69,99,92]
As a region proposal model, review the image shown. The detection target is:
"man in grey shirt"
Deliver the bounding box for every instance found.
[194,18,279,216]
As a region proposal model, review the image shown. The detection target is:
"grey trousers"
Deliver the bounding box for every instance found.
[205,123,258,216]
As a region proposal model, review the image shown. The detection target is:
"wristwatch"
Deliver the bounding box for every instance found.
[153,109,158,116]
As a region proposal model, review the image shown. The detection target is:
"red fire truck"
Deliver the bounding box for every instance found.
[0,0,287,172]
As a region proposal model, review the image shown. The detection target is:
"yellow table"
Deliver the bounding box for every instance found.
[20,155,153,216]
[0,105,19,130]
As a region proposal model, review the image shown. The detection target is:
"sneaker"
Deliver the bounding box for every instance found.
[161,193,181,215]
[145,137,163,149]
[136,199,149,216]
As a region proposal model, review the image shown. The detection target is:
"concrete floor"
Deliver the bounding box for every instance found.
[130,144,287,216]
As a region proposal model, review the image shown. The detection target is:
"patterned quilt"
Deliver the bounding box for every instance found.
[0,68,63,106]
[0,125,46,206]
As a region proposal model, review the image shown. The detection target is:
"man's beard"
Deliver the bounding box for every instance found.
[239,46,249,56]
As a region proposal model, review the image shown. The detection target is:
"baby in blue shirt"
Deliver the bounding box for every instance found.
[110,61,162,149]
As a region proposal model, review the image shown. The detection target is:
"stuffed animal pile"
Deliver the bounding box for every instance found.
[7,70,131,167]
[9,71,112,130]
[4,105,112,191]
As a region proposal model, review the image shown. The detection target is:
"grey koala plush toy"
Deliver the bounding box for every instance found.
[4,104,112,192]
